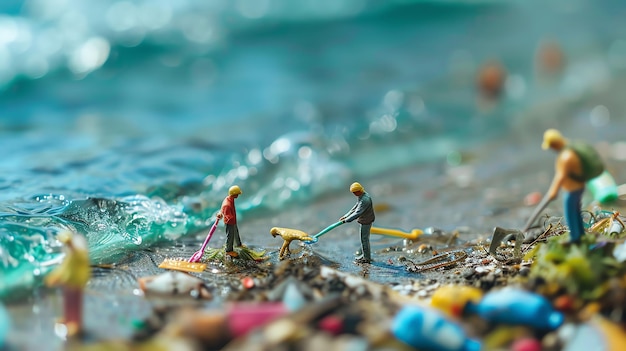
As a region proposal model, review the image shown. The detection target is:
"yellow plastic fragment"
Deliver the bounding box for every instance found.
[158,258,207,273]
[430,285,483,317]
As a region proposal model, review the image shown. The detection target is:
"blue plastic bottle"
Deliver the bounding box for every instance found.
[464,288,563,330]
[391,305,481,351]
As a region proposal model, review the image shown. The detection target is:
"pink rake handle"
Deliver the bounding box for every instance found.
[188,218,220,263]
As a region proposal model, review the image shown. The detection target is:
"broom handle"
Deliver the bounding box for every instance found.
[199,218,220,252]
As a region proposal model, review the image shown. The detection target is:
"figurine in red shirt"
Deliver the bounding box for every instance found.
[217,185,243,257]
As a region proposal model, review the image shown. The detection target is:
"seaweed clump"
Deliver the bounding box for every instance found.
[525,233,626,320]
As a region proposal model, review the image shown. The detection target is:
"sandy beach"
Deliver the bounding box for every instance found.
[4,67,626,350]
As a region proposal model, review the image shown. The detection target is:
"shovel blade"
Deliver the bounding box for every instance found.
[489,227,524,259]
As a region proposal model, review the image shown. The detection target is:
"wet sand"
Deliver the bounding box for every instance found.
[6,77,626,350]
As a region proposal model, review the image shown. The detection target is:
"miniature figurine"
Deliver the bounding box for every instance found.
[477,60,506,99]
[217,185,244,258]
[340,182,375,263]
[270,227,314,260]
[45,230,91,337]
[525,129,604,243]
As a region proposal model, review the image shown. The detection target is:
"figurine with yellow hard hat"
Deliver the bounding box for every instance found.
[217,185,244,257]
[525,129,604,243]
[45,229,91,337]
[340,182,375,263]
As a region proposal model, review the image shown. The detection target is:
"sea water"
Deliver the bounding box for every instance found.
[1,0,625,298]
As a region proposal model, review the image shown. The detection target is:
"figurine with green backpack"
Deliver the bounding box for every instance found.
[524,129,604,243]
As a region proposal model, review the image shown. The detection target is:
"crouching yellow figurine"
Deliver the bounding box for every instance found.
[270,227,314,260]
[45,230,91,337]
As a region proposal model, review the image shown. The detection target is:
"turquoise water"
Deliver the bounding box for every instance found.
[1,0,625,298]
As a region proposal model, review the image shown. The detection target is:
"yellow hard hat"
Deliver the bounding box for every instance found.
[57,230,73,244]
[349,182,364,193]
[229,185,242,196]
[542,129,565,150]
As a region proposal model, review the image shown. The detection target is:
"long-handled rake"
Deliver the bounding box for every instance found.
[188,217,220,263]
[158,217,220,273]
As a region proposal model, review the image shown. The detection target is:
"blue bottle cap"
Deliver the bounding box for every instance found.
[547,311,564,329]
[464,338,482,351]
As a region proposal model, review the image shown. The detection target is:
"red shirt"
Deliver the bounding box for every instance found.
[220,195,237,224]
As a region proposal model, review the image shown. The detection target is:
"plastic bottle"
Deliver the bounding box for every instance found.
[430,285,483,317]
[391,305,481,351]
[464,288,563,330]
[587,170,618,204]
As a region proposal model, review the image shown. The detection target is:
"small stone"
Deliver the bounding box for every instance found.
[556,323,576,342]
[553,295,575,312]
[542,331,561,350]
[283,283,307,311]
[524,192,543,207]
[463,269,476,279]
[475,266,490,275]
[318,316,343,336]
[519,267,531,277]
[265,319,300,344]
[511,337,542,351]
[242,277,255,289]
[480,273,496,289]
[333,335,369,351]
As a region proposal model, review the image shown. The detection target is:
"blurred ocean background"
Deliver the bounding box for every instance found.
[1,0,626,298]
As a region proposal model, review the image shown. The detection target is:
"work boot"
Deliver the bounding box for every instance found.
[226,251,239,258]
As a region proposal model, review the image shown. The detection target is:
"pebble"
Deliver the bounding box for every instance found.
[480,273,496,289]
[304,333,334,351]
[511,337,542,351]
[463,269,476,279]
[553,295,576,312]
[283,282,307,311]
[333,335,369,351]
[474,266,491,275]
[318,316,344,336]
[556,323,576,342]
[541,331,561,350]
[264,319,300,344]
[477,60,506,98]
[242,277,255,289]
[535,41,565,75]
[519,267,531,277]
[523,192,543,207]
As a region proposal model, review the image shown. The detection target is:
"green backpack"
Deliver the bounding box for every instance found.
[567,142,604,182]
